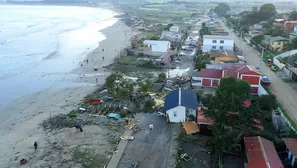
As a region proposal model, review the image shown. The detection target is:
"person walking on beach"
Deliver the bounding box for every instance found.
[75,123,83,132]
[34,142,38,152]
[86,59,88,63]
[102,56,104,61]
[96,78,98,85]
[102,48,104,52]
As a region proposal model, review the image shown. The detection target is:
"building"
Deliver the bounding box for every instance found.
[244,136,283,168]
[195,64,262,94]
[202,35,234,52]
[211,31,229,36]
[273,50,297,82]
[252,23,264,31]
[163,88,198,123]
[264,35,289,52]
[143,40,171,53]
[283,138,297,167]
[169,26,179,32]
[284,21,297,33]
[209,50,238,64]
[248,30,264,38]
[160,31,182,42]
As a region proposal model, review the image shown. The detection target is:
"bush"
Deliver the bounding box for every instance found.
[119,110,128,118]
[157,72,166,82]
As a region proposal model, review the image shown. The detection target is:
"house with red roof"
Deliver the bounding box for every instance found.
[244,136,283,168]
[193,64,262,94]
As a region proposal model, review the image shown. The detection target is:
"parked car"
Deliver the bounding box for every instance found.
[157,112,165,117]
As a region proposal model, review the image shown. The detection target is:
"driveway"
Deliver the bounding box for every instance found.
[117,113,177,168]
[220,20,297,122]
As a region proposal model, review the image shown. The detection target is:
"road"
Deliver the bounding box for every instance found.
[220,21,297,122]
[117,113,177,168]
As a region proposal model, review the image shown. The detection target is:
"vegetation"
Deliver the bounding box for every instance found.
[204,77,261,155]
[289,9,297,20]
[157,72,166,82]
[199,22,211,36]
[105,73,121,93]
[195,55,210,71]
[257,94,277,112]
[283,38,297,51]
[72,148,107,168]
[139,79,152,93]
[251,35,264,46]
[164,23,174,31]
[150,34,159,40]
[143,98,155,112]
[214,3,230,16]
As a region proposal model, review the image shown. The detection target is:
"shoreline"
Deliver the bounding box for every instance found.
[0,12,133,167]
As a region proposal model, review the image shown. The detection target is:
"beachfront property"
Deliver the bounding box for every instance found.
[193,64,263,95]
[209,50,238,64]
[163,88,198,123]
[202,35,234,52]
[263,35,289,52]
[169,25,179,32]
[160,31,182,42]
[143,40,171,53]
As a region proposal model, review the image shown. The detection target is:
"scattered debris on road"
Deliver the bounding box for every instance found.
[181,153,192,161]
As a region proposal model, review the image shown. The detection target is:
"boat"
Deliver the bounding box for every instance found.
[266,59,273,67]
[270,64,278,71]
[261,76,272,86]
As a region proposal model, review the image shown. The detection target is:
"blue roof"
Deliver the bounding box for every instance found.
[163,88,198,112]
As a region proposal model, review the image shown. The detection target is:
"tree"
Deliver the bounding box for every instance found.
[157,72,166,82]
[105,73,121,93]
[214,3,230,16]
[164,23,174,31]
[283,38,297,51]
[289,9,297,20]
[251,35,264,45]
[271,28,283,37]
[150,35,159,40]
[204,77,260,155]
[118,79,135,97]
[139,79,151,93]
[257,94,277,112]
[258,3,277,21]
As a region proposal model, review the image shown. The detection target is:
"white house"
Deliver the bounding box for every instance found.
[160,31,182,42]
[163,88,198,123]
[143,40,171,53]
[169,26,179,32]
[202,35,234,52]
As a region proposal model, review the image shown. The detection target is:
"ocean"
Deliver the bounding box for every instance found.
[0,5,118,110]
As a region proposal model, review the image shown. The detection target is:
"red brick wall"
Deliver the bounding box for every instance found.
[241,75,260,85]
[202,79,211,86]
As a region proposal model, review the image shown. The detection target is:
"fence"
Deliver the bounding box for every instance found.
[276,107,297,133]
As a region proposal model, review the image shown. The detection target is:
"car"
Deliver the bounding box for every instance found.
[157,112,165,117]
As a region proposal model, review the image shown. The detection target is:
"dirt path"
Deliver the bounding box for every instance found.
[220,21,297,122]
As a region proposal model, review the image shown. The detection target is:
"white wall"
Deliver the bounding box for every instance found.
[166,106,186,123]
[203,39,234,52]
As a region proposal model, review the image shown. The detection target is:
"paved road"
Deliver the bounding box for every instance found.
[117,113,177,168]
[220,21,297,122]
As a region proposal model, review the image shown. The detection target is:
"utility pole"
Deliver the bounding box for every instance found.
[240,30,243,56]
[260,47,264,68]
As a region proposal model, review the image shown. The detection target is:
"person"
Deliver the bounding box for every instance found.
[75,123,83,132]
[86,59,88,63]
[34,142,38,152]
[102,48,104,52]
[102,56,104,61]
[96,78,98,85]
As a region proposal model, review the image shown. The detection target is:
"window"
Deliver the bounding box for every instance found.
[220,40,224,44]
[212,40,217,43]
[219,46,224,49]
[174,111,177,117]
[212,46,216,49]
[212,79,219,84]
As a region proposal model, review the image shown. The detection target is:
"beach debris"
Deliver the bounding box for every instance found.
[181,153,192,161]
[128,163,138,168]
[149,124,154,130]
[20,159,28,165]
[120,136,134,140]
[107,113,121,120]
[78,107,86,112]
[41,114,75,130]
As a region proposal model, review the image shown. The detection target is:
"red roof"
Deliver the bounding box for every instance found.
[197,107,214,125]
[199,68,223,79]
[283,138,297,156]
[222,64,261,75]
[245,136,283,168]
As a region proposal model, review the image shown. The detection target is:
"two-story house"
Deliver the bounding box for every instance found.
[264,35,289,52]
[202,35,234,52]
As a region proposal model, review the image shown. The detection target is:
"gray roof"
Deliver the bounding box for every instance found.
[275,49,297,60]
[264,35,289,44]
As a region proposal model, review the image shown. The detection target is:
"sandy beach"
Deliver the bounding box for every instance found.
[0,17,133,167]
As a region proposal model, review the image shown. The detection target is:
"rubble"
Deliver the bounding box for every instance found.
[41,114,76,130]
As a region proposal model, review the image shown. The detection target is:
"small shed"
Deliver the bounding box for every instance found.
[163,88,198,123]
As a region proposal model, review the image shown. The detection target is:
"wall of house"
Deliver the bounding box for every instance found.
[166,106,186,123]
[214,56,237,63]
[241,75,260,85]
[151,43,170,52]
[271,41,286,51]
[202,39,234,52]
[223,71,238,78]
[187,108,197,118]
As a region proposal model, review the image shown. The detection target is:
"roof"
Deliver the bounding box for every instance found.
[203,35,233,40]
[221,64,261,75]
[264,35,289,44]
[183,121,200,134]
[283,138,297,156]
[197,107,215,125]
[199,68,223,79]
[209,50,236,58]
[143,40,170,46]
[244,136,283,168]
[163,88,198,112]
[285,21,297,25]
